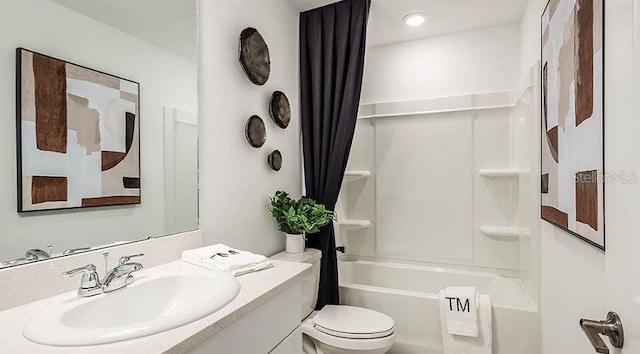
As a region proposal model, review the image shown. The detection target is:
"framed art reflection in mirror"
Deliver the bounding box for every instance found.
[17,48,141,212]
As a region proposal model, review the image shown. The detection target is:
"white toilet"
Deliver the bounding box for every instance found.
[271,249,395,354]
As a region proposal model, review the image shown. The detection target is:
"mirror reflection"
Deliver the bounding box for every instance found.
[0,0,198,267]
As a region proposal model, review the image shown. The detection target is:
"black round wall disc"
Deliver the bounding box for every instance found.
[239,27,271,86]
[246,115,266,148]
[269,91,291,129]
[268,150,283,171]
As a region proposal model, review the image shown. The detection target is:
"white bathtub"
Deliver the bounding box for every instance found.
[338,259,540,354]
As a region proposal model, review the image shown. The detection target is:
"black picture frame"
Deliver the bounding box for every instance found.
[16,48,142,213]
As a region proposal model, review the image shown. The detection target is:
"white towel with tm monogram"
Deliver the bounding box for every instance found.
[439,287,492,354]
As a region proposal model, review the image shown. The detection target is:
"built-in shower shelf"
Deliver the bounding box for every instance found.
[479,169,528,179]
[480,226,530,241]
[344,170,371,182]
[357,91,513,119]
[338,219,371,231]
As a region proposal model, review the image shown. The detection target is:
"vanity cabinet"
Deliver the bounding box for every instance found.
[190,283,302,354]
[269,327,302,354]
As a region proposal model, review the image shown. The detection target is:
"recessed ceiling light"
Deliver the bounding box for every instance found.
[403,13,426,27]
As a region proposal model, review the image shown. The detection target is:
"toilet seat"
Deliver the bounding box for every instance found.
[302,306,396,352]
[314,325,395,339]
[313,305,395,339]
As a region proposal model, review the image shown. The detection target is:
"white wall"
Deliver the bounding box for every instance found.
[0,0,197,261]
[198,0,301,256]
[344,23,523,272]
[163,108,199,235]
[519,1,607,353]
[361,23,521,104]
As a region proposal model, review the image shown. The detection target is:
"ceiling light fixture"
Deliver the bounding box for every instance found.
[403,13,426,27]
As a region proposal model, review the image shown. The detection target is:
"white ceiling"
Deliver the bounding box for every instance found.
[49,0,197,61]
[288,0,342,11]
[287,0,529,47]
[49,0,527,60]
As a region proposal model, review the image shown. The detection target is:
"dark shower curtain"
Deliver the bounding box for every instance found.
[300,0,371,309]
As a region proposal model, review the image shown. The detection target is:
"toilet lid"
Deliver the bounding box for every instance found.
[313,305,395,339]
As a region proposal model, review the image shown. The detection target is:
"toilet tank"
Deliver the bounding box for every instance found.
[271,249,322,319]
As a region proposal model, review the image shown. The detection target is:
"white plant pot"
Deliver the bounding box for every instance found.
[286,234,305,254]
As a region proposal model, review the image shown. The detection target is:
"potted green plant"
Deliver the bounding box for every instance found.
[269,191,336,253]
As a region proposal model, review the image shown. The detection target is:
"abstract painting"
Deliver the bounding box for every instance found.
[541,0,604,249]
[17,49,140,212]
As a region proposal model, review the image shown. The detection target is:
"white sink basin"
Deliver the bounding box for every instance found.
[23,262,241,346]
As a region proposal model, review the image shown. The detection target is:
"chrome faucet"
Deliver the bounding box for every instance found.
[102,254,144,293]
[0,248,51,267]
[25,249,50,261]
[64,254,144,297]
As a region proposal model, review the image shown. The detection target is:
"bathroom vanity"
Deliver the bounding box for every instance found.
[0,257,310,353]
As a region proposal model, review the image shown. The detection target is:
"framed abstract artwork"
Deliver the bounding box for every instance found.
[16,48,141,212]
[541,0,604,249]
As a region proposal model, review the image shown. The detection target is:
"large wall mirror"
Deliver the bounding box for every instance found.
[0,0,198,268]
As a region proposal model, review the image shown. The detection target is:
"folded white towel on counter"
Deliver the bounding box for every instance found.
[442,287,479,337]
[439,288,492,354]
[182,244,273,276]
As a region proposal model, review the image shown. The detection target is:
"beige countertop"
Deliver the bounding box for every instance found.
[0,259,311,354]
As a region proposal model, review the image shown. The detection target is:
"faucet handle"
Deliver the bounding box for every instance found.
[119,253,144,265]
[63,264,102,297]
[63,264,97,278]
